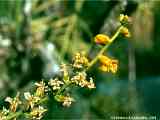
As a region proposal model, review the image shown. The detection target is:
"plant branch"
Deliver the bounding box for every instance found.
[56,26,123,96]
[86,26,123,70]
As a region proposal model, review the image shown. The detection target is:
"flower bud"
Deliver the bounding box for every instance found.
[94,34,111,45]
[121,27,131,38]
[119,14,129,23]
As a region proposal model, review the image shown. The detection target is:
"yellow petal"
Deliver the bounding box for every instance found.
[95,34,111,45]
[99,55,110,64]
[99,65,109,72]
[121,27,131,38]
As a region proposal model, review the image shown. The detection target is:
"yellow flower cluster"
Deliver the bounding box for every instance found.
[62,96,75,107]
[2,82,48,120]
[119,14,131,37]
[72,52,89,69]
[99,55,118,74]
[35,81,48,97]
[30,106,47,120]
[48,78,64,91]
[24,82,47,119]
[91,14,131,74]
[24,92,41,109]
[55,95,75,107]
[71,72,95,89]
[0,14,131,120]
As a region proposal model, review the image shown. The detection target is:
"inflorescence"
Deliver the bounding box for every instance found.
[0,14,130,120]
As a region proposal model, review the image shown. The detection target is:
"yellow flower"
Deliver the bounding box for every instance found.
[71,72,95,89]
[55,95,75,107]
[62,96,75,107]
[119,14,129,22]
[48,78,64,91]
[24,92,40,109]
[5,92,21,112]
[99,55,118,73]
[72,52,89,69]
[30,106,47,120]
[71,72,87,87]
[35,81,48,97]
[121,27,131,38]
[94,34,111,45]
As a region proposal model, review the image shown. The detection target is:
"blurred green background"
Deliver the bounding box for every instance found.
[0,0,160,119]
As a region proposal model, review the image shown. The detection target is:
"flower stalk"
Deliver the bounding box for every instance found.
[87,26,123,70]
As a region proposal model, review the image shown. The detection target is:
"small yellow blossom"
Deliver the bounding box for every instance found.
[71,72,86,87]
[62,96,75,107]
[71,72,95,89]
[30,106,47,120]
[119,14,131,24]
[55,95,75,107]
[119,14,129,22]
[72,52,89,69]
[94,34,111,45]
[24,92,40,109]
[121,27,131,38]
[35,81,48,97]
[99,55,118,73]
[5,92,21,112]
[48,78,64,91]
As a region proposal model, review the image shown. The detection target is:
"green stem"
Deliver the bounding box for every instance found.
[86,26,123,70]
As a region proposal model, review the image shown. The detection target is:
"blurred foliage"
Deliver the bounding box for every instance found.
[0,0,160,119]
